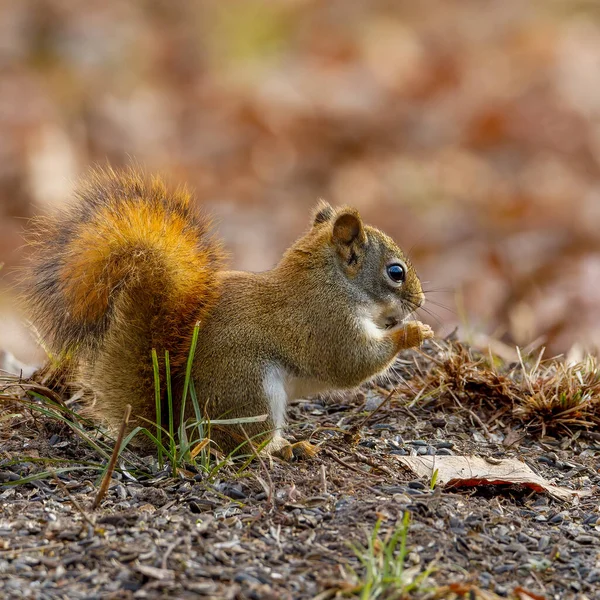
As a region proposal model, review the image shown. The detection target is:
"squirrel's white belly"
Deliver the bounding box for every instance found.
[262,363,329,431]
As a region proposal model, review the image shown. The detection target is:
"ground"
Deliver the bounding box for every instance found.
[0,339,599,600]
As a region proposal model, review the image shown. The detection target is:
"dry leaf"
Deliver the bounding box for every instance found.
[190,438,210,459]
[396,455,592,501]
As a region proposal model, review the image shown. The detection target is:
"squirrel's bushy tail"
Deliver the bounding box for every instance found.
[23,167,223,426]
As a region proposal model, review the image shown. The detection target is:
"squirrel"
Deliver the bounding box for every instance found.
[23,167,433,459]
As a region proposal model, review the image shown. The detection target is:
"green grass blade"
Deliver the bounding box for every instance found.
[164,350,177,472]
[188,380,209,470]
[178,322,200,458]
[397,511,411,578]
[26,393,112,461]
[2,466,98,486]
[151,348,163,469]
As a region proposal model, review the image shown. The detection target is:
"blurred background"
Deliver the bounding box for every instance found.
[1,0,600,366]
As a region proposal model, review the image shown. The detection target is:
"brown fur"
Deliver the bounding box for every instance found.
[22,167,223,429]
[23,168,432,456]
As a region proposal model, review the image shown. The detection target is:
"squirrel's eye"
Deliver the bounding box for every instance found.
[386,263,405,284]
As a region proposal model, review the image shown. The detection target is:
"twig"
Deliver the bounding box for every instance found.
[161,538,182,570]
[52,472,95,529]
[351,385,398,433]
[240,427,274,509]
[350,450,395,477]
[320,464,327,495]
[322,448,381,478]
[448,389,492,440]
[10,382,65,406]
[93,404,131,509]
[0,542,65,556]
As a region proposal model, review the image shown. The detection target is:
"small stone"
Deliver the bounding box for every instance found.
[506,542,527,554]
[409,440,428,447]
[495,525,510,537]
[574,535,596,545]
[436,448,454,456]
[380,485,407,494]
[493,563,515,575]
[136,565,174,581]
[117,484,130,500]
[587,568,600,583]
[407,480,426,490]
[364,392,385,411]
[217,483,246,500]
[517,532,535,546]
[372,423,395,431]
[538,535,550,551]
[433,441,454,449]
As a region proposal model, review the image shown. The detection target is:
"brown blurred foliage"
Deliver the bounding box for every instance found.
[1,0,600,362]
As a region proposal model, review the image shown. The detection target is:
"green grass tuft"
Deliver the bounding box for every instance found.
[348,512,435,599]
[124,322,269,478]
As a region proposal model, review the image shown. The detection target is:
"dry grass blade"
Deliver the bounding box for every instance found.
[92,404,131,509]
[240,426,274,509]
[52,471,95,528]
[515,355,600,433]
[350,385,398,434]
[400,340,600,436]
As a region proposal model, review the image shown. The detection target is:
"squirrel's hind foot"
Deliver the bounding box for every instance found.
[263,436,320,462]
[278,440,320,461]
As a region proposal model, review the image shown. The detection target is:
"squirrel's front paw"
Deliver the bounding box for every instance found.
[396,321,434,349]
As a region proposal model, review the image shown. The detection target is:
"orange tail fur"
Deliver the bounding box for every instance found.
[23,167,223,402]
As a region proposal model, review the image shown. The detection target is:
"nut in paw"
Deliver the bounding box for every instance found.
[402,321,434,347]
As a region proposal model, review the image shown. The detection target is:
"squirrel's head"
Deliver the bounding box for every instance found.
[284,201,425,330]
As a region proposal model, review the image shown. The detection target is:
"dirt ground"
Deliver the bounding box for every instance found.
[1,339,599,600]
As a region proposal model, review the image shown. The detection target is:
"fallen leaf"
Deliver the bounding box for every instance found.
[396,455,592,501]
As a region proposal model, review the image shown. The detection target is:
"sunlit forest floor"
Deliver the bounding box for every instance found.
[1,2,600,598]
[1,339,598,599]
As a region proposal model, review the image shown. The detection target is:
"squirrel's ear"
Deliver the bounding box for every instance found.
[312,200,335,226]
[332,209,367,261]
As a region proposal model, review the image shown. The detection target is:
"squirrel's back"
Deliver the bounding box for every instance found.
[23,168,224,424]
